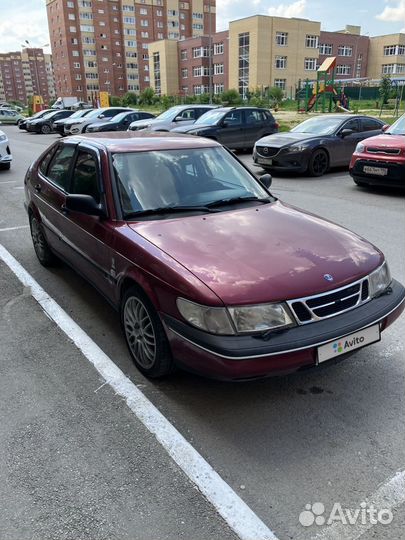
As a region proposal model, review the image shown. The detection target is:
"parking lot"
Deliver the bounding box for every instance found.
[0,125,404,540]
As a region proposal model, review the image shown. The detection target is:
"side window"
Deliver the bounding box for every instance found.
[47,145,76,190]
[224,110,243,126]
[245,110,262,124]
[70,151,100,203]
[361,118,383,132]
[176,109,196,120]
[39,146,58,176]
[342,119,360,133]
[100,110,117,118]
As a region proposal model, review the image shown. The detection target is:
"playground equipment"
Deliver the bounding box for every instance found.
[297,57,350,113]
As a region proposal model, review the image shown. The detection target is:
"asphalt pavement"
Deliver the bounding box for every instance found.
[0,126,404,540]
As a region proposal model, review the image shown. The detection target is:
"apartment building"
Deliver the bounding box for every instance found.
[367,33,405,79]
[319,26,369,79]
[46,0,216,101]
[0,48,56,105]
[228,15,321,99]
[148,30,227,96]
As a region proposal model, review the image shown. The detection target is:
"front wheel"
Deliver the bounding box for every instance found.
[121,287,174,378]
[29,215,57,266]
[308,149,329,177]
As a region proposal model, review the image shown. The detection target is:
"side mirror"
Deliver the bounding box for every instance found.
[221,121,229,128]
[382,124,390,132]
[259,173,272,189]
[340,128,354,138]
[65,194,105,217]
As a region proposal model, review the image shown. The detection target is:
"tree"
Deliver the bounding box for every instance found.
[122,92,138,107]
[268,86,284,109]
[220,89,241,105]
[379,75,392,105]
[139,87,156,106]
[110,95,123,106]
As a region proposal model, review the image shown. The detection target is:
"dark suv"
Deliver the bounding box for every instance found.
[171,107,279,149]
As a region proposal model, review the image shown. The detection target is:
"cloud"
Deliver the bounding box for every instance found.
[267,0,307,18]
[0,0,50,53]
[376,0,405,31]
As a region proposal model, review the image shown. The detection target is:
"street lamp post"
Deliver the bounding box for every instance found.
[208,0,213,104]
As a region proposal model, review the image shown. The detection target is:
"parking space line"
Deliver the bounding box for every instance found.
[312,470,405,540]
[0,242,278,540]
[0,225,29,233]
[0,181,17,185]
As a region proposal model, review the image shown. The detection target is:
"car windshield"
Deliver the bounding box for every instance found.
[291,116,344,135]
[69,109,92,119]
[155,107,184,121]
[112,146,270,216]
[386,114,405,135]
[194,110,227,125]
[112,112,132,122]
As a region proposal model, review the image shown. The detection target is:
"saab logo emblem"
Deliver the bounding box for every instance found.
[323,274,334,282]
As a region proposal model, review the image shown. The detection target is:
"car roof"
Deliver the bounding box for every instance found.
[306,114,380,120]
[170,104,216,110]
[66,131,221,152]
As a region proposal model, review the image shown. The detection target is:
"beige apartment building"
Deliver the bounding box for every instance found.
[367,33,405,79]
[228,15,321,99]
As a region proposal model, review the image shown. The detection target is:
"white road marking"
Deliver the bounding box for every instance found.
[311,470,405,540]
[0,225,29,233]
[0,243,278,540]
[0,180,16,185]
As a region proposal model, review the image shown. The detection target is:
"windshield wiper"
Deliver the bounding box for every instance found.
[124,205,219,218]
[205,195,272,208]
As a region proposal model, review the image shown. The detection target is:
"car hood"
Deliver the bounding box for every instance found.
[130,118,160,129]
[171,124,214,134]
[256,132,323,148]
[364,133,405,149]
[128,201,382,305]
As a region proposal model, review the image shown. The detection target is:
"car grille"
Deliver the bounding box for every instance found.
[366,147,401,155]
[255,146,280,158]
[287,278,370,324]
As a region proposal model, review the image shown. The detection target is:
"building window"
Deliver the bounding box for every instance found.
[141,20,148,27]
[141,32,149,38]
[238,32,249,100]
[214,63,224,75]
[68,13,76,20]
[338,45,353,57]
[80,25,94,32]
[304,58,317,70]
[274,78,286,90]
[335,65,351,75]
[140,8,148,14]
[73,62,81,68]
[214,42,224,55]
[306,35,319,48]
[193,66,202,77]
[214,83,224,94]
[153,51,161,95]
[275,56,287,69]
[319,43,333,55]
[382,63,405,74]
[275,32,288,46]
[123,16,135,24]
[383,45,405,56]
[69,26,77,32]
[192,47,201,58]
[72,50,80,57]
[122,5,135,11]
[181,67,188,78]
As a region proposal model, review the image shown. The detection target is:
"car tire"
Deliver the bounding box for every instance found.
[29,215,57,266]
[121,286,174,378]
[17,119,23,126]
[0,162,11,170]
[308,149,329,177]
[41,124,51,135]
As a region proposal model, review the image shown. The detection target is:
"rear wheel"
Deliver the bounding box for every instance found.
[41,124,51,135]
[121,287,174,378]
[29,215,57,266]
[308,149,329,177]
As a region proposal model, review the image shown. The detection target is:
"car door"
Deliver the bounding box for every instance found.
[170,108,197,130]
[359,117,384,140]
[62,145,115,300]
[219,109,245,149]
[244,109,267,147]
[0,110,14,124]
[334,118,362,166]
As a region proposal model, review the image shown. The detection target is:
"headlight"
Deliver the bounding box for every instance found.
[355,142,365,153]
[369,261,392,298]
[177,298,295,335]
[177,298,235,335]
[228,303,295,333]
[0,134,6,142]
[288,144,307,153]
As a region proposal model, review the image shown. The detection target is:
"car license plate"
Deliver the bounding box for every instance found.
[317,324,380,363]
[257,158,272,165]
[363,165,388,176]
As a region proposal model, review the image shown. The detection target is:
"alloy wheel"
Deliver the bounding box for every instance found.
[123,297,157,369]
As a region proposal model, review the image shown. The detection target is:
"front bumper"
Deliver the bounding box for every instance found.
[0,144,12,164]
[162,279,405,380]
[53,124,65,135]
[253,147,310,172]
[350,158,405,188]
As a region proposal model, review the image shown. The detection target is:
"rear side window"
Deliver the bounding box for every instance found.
[361,118,383,132]
[46,145,76,190]
[245,110,264,124]
[70,151,100,203]
[39,146,58,176]
[342,119,360,133]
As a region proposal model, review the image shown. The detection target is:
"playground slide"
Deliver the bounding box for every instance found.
[307,92,321,111]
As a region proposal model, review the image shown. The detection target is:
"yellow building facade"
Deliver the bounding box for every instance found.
[367,34,405,79]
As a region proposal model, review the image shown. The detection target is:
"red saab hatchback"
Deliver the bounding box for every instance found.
[24,132,405,380]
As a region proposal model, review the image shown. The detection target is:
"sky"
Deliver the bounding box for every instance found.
[0,0,404,53]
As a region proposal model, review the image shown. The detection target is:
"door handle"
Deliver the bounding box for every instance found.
[61,204,69,215]
[34,183,42,192]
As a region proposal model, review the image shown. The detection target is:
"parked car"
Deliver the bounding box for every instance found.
[350,113,405,188]
[53,108,94,136]
[19,109,54,130]
[65,107,133,135]
[26,110,75,134]
[171,107,279,149]
[0,129,12,170]
[253,114,386,176]
[128,105,216,132]
[24,132,404,380]
[86,110,155,132]
[0,109,25,125]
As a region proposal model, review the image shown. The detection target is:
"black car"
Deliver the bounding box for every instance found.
[19,109,54,130]
[53,108,94,136]
[171,107,279,149]
[26,110,75,134]
[253,114,385,176]
[86,110,155,133]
